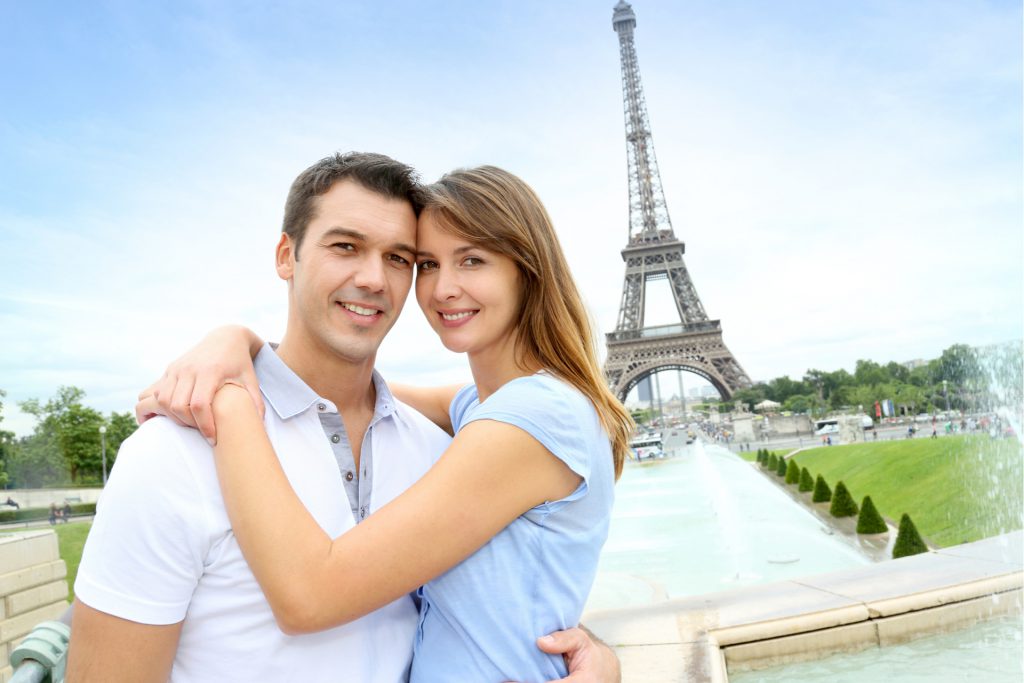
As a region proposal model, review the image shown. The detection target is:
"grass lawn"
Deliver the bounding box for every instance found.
[792,435,1023,548]
[54,522,91,601]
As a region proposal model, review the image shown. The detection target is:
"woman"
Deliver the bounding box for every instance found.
[143,166,632,682]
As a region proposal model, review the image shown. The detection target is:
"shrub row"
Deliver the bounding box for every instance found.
[754,451,928,559]
[0,502,96,523]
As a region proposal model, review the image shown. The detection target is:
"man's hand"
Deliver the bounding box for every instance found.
[538,626,621,683]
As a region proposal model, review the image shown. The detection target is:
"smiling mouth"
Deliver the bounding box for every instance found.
[340,302,382,316]
[440,311,476,321]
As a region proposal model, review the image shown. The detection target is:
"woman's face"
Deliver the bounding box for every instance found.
[415,212,522,359]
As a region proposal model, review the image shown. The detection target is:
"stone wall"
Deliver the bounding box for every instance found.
[0,530,69,682]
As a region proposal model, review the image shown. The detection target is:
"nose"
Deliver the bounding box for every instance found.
[353,255,386,292]
[431,264,460,302]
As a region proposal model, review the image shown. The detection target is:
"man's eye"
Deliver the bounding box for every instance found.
[389,254,411,266]
[331,242,355,251]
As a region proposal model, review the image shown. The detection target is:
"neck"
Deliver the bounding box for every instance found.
[468,336,541,403]
[276,331,376,414]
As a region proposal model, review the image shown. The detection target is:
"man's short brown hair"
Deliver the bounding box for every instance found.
[282,152,422,258]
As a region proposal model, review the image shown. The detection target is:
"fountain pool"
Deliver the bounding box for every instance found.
[587,440,870,611]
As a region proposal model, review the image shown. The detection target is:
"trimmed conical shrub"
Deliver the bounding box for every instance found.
[856,496,888,534]
[829,481,858,517]
[799,467,814,492]
[812,475,832,503]
[893,514,929,558]
[775,455,787,476]
[757,449,765,464]
[785,459,800,484]
[767,454,778,471]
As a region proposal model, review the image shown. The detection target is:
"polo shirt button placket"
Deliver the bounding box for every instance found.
[345,471,354,482]
[331,434,341,444]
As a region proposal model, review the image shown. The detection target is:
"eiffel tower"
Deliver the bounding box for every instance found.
[604,1,751,401]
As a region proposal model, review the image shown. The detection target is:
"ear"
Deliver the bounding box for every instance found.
[276,233,295,281]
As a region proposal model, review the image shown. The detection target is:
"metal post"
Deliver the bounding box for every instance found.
[99,425,107,485]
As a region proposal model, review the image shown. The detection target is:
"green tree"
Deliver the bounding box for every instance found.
[829,481,859,517]
[799,467,814,492]
[812,475,832,503]
[854,360,889,387]
[102,411,138,471]
[782,394,813,414]
[765,376,809,403]
[767,454,778,471]
[893,514,929,558]
[785,459,800,484]
[732,387,767,412]
[0,390,13,487]
[856,496,888,534]
[775,455,787,477]
[18,386,105,484]
[8,427,67,488]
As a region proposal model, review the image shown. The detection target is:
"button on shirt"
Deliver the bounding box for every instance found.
[263,345,399,523]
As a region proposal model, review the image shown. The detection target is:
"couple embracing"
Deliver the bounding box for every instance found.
[67,152,632,682]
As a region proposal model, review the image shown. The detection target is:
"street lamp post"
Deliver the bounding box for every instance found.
[99,425,108,486]
[942,380,950,413]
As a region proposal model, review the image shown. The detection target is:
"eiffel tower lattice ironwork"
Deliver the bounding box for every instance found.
[604,1,751,401]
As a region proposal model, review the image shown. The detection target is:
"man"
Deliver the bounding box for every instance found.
[67,153,616,682]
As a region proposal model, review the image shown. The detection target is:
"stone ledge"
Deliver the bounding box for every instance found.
[585,531,1023,682]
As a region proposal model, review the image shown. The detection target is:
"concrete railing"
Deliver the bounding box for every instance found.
[0,531,70,682]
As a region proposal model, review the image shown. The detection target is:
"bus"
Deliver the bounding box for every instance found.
[814,418,839,436]
[629,432,664,460]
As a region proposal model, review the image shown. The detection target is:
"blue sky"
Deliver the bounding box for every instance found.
[2,0,1021,435]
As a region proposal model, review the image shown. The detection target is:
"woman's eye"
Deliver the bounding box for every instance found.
[463,256,483,266]
[417,260,438,271]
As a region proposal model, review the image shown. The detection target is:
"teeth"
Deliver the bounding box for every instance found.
[341,303,379,316]
[441,311,474,321]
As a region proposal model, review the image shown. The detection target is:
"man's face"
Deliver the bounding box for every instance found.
[277,179,418,366]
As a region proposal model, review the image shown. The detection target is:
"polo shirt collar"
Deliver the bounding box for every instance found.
[254,343,404,426]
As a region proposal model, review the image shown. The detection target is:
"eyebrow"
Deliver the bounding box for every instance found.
[415,245,479,259]
[321,227,366,242]
[322,227,415,257]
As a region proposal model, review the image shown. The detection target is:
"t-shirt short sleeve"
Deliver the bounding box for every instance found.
[454,375,597,486]
[74,418,212,625]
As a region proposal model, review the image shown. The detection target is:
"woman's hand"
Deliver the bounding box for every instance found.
[135,325,265,444]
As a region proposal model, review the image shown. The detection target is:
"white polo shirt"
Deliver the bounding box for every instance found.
[76,346,452,682]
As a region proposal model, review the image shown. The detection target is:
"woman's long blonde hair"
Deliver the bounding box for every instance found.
[422,166,634,479]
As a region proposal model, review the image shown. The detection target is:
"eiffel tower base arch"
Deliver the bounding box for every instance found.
[604,321,751,402]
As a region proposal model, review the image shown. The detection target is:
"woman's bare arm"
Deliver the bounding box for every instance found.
[387,383,464,435]
[211,385,580,634]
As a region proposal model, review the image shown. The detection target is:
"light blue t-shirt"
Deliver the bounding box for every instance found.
[410,373,615,683]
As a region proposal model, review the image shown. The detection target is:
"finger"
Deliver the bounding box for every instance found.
[137,379,160,402]
[190,374,221,445]
[134,395,161,425]
[537,628,587,655]
[135,396,189,428]
[168,371,200,429]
